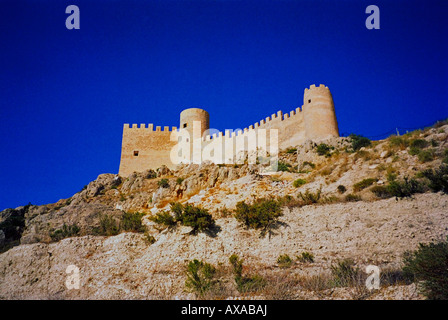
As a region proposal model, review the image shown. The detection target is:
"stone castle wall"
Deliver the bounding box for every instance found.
[118,84,339,176]
[118,124,177,177]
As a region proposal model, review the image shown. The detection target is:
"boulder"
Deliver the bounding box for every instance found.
[86,174,121,197]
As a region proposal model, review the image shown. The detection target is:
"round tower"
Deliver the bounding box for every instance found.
[302,84,339,141]
[179,108,210,139]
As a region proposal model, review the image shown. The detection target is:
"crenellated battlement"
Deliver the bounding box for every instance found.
[198,105,307,143]
[124,123,178,132]
[304,84,331,101]
[119,84,339,176]
[304,84,329,92]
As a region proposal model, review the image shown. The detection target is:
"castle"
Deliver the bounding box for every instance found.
[118,84,339,177]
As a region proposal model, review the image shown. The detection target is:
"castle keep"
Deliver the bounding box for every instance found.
[118,84,339,176]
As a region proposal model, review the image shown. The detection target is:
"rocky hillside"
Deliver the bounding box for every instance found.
[1,122,448,300]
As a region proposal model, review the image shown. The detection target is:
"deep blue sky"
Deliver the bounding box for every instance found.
[0,0,447,210]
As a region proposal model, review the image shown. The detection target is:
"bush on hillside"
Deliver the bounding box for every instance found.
[234,198,283,233]
[349,134,371,151]
[403,237,448,299]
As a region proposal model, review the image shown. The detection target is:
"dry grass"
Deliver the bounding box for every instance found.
[156,198,174,209]
[260,272,302,300]
[320,166,334,176]
[336,155,350,178]
[354,150,373,162]
[296,273,333,292]
[216,207,233,218]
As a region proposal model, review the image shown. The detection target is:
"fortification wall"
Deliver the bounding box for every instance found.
[118,124,178,177]
[119,106,310,175]
[201,107,306,153]
[252,107,306,150]
[118,84,339,176]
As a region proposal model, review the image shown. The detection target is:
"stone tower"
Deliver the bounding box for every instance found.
[179,108,210,138]
[302,84,339,141]
[178,108,210,164]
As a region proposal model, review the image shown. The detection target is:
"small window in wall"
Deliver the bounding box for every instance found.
[133,151,139,156]
[183,123,187,128]
[186,138,189,142]
[308,99,311,103]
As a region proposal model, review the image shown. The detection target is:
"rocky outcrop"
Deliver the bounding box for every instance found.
[85,174,122,198]
[20,203,123,245]
[0,204,31,252]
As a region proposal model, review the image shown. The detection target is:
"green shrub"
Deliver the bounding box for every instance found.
[229,254,266,293]
[345,194,361,202]
[158,178,170,188]
[277,161,291,172]
[293,179,306,188]
[420,165,448,194]
[443,149,448,164]
[149,211,176,227]
[286,148,297,154]
[298,189,321,205]
[407,140,432,160]
[403,237,448,299]
[185,259,217,296]
[331,259,360,287]
[277,254,293,268]
[229,254,243,280]
[370,185,392,198]
[170,202,184,221]
[316,143,332,156]
[353,178,377,192]
[337,185,347,194]
[96,214,120,236]
[389,136,410,150]
[234,198,283,233]
[297,251,314,263]
[144,169,157,179]
[319,195,340,204]
[176,177,184,185]
[349,134,371,151]
[50,223,80,242]
[387,177,425,198]
[120,212,146,233]
[144,232,156,244]
[418,149,434,163]
[302,161,316,169]
[179,203,216,233]
[408,146,421,156]
[386,171,398,182]
[430,139,439,147]
[410,139,429,149]
[160,202,216,234]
